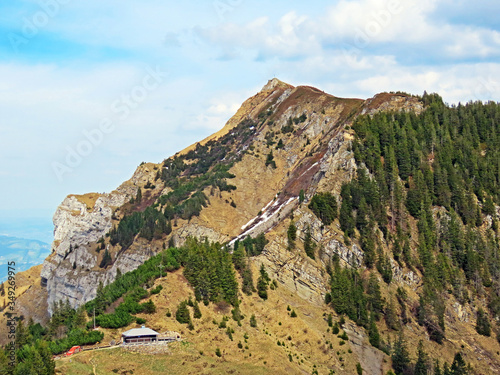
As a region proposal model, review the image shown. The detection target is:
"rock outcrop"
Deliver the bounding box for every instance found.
[39,79,427,316]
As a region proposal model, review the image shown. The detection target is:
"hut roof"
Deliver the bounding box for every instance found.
[122,327,159,337]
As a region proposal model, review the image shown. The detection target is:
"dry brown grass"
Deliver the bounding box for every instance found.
[58,265,364,374]
[0,265,49,345]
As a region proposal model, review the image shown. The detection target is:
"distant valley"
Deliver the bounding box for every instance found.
[0,235,51,281]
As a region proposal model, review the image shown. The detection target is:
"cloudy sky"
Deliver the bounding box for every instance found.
[1,0,499,240]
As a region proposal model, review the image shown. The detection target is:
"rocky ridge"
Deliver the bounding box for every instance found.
[39,79,425,315]
[5,79,500,374]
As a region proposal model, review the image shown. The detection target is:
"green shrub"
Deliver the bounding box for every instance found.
[193,301,202,319]
[150,285,163,295]
[338,331,348,340]
[141,299,156,314]
[327,314,333,327]
[176,301,191,324]
[250,314,257,328]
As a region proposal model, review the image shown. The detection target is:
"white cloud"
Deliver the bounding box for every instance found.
[3,0,500,216]
[194,0,500,62]
[321,63,500,104]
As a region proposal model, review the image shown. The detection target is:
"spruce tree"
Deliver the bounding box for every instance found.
[257,264,270,300]
[287,221,297,250]
[303,224,316,259]
[356,197,369,232]
[475,308,491,336]
[368,314,380,349]
[385,297,399,331]
[193,301,202,319]
[414,341,429,375]
[176,300,191,325]
[242,263,255,295]
[340,188,355,237]
[450,352,468,375]
[232,243,246,271]
[253,233,268,255]
[99,249,112,268]
[299,189,305,204]
[391,332,410,375]
[367,273,384,320]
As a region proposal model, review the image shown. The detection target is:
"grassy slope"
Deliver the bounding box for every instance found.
[56,266,372,375]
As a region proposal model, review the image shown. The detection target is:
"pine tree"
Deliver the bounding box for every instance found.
[257,264,270,300]
[193,301,202,319]
[385,297,399,331]
[37,341,56,375]
[232,243,246,271]
[414,340,429,375]
[368,314,380,349]
[391,332,410,375]
[74,307,87,328]
[361,235,376,268]
[356,197,369,232]
[287,221,297,250]
[475,308,491,336]
[99,249,112,268]
[396,129,411,180]
[136,188,142,204]
[16,319,30,348]
[340,188,355,237]
[367,273,384,320]
[450,352,468,375]
[253,233,268,255]
[241,262,255,295]
[176,300,191,325]
[168,236,175,248]
[303,224,316,259]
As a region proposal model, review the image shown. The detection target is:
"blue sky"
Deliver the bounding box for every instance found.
[1,0,500,242]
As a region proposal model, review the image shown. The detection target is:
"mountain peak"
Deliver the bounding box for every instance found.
[261,77,293,92]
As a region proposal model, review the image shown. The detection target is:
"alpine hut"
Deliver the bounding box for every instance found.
[121,326,159,344]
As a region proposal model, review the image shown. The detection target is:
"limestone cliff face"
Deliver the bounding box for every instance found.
[40,192,124,313]
[38,79,424,315]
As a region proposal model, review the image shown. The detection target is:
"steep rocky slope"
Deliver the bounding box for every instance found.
[39,79,422,314]
[10,79,500,374]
